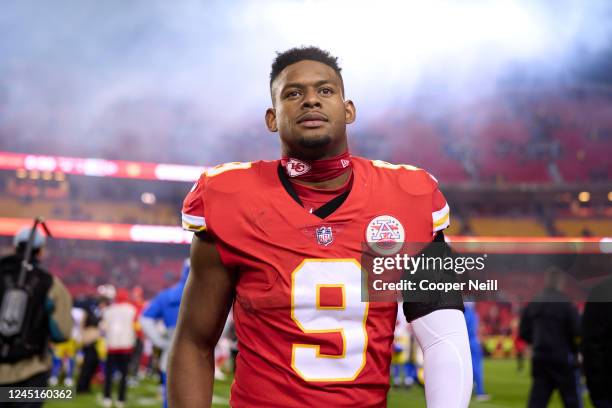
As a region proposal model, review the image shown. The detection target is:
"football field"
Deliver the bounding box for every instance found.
[47,359,593,407]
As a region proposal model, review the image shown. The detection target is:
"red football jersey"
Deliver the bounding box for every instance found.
[182,157,450,407]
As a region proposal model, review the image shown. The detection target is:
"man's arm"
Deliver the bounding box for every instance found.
[140,317,170,350]
[402,231,471,406]
[141,293,170,349]
[47,276,73,342]
[411,309,473,408]
[167,235,234,408]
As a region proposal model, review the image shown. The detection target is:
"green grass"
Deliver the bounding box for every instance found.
[47,359,593,407]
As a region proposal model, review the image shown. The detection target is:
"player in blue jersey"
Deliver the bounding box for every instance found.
[140,260,190,408]
[465,301,490,402]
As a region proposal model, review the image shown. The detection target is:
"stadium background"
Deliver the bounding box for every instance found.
[1,0,611,407]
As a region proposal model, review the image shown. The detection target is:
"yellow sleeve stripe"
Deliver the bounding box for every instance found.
[181,213,207,232]
[182,221,207,232]
[433,213,450,229]
[432,203,450,223]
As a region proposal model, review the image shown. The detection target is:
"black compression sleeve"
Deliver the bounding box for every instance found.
[402,232,465,322]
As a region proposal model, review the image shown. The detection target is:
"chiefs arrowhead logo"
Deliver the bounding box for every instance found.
[286,158,311,177]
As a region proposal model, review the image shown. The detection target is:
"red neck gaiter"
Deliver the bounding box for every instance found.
[281,151,352,182]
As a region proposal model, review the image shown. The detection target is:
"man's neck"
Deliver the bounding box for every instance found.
[290,170,351,190]
[282,140,347,162]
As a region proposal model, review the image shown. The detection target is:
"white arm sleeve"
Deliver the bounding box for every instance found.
[140,316,171,350]
[411,309,473,408]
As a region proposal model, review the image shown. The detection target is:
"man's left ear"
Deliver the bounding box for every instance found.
[344,100,356,124]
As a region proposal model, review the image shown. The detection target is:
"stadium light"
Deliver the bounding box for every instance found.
[0,151,207,182]
[264,0,544,53]
[601,237,612,254]
[578,191,591,203]
[141,192,156,205]
[255,0,554,91]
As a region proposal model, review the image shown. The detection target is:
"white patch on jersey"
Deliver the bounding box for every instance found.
[365,215,405,255]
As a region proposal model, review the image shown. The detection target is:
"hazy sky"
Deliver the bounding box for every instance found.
[1,0,611,164]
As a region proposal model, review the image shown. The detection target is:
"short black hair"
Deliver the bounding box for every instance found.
[270,46,344,95]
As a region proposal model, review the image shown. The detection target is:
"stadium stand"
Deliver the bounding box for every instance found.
[2,89,610,184]
[469,217,549,237]
[0,197,179,225]
[555,218,612,237]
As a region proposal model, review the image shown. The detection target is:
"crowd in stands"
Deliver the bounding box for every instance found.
[359,89,612,184]
[0,238,185,298]
[1,88,611,184]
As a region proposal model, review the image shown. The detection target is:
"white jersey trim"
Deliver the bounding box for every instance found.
[181,212,207,232]
[432,203,450,232]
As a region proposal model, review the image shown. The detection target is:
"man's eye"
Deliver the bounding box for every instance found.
[320,88,333,95]
[286,91,301,98]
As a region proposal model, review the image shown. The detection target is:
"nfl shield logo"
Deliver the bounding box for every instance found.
[315,226,333,246]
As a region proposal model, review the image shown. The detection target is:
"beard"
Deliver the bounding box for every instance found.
[297,133,332,149]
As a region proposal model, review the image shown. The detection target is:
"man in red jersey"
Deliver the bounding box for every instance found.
[169,46,472,407]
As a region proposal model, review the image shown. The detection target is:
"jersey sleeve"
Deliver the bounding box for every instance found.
[181,173,207,233]
[403,173,462,322]
[431,176,450,234]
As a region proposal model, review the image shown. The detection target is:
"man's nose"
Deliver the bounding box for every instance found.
[301,88,321,109]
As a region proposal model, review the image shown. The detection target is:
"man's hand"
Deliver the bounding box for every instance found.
[167,235,234,408]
